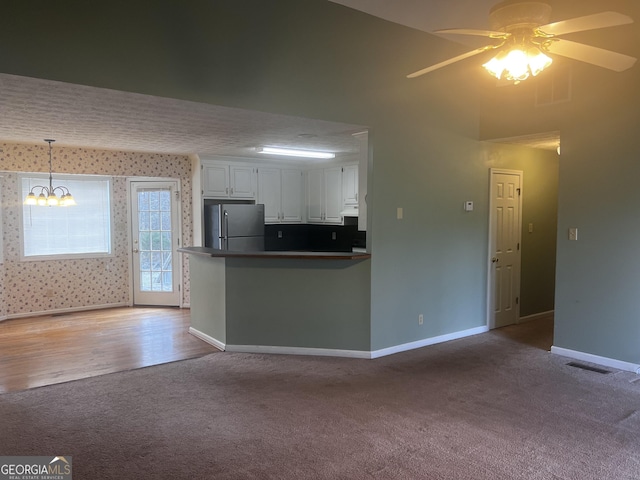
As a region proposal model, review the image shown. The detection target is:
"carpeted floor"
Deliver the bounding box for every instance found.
[1,318,639,479]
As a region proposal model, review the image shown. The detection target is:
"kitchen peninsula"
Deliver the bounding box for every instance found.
[180,247,372,357]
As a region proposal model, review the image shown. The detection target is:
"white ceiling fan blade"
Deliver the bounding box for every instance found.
[539,11,633,36]
[407,45,497,78]
[546,39,637,72]
[435,28,508,38]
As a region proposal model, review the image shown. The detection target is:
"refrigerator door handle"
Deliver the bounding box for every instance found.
[223,210,229,250]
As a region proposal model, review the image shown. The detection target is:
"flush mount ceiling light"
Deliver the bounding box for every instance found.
[24,139,77,207]
[256,146,336,159]
[407,1,636,84]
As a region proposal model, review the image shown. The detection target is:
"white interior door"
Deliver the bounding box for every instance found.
[488,170,522,329]
[130,180,181,306]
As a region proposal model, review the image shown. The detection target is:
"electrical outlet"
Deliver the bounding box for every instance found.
[418,314,423,325]
[568,227,578,241]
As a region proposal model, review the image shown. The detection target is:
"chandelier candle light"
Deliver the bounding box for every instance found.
[24,139,76,207]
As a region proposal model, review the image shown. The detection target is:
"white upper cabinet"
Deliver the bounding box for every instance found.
[342,164,358,206]
[258,167,303,224]
[202,163,229,197]
[307,167,343,224]
[257,167,281,223]
[202,161,256,199]
[280,168,303,223]
[229,165,255,198]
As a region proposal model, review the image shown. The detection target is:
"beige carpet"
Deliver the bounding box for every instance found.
[1,318,639,479]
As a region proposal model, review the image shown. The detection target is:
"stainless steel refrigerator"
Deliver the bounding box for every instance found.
[204,203,265,251]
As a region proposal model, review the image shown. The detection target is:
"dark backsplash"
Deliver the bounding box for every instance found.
[265,224,365,252]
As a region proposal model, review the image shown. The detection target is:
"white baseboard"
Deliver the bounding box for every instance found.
[181,303,191,309]
[188,327,225,351]
[5,302,129,320]
[194,325,490,360]
[551,346,640,374]
[370,325,489,359]
[225,344,371,359]
[519,310,554,324]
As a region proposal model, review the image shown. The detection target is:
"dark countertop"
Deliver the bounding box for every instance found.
[178,246,371,260]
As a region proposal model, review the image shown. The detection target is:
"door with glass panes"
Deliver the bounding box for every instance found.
[129,180,181,306]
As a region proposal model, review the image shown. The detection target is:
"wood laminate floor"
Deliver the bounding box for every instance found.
[0,307,220,394]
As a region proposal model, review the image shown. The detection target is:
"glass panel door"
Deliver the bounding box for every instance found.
[130,180,180,306]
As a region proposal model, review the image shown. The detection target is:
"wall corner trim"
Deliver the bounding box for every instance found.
[551,346,640,374]
[188,327,225,352]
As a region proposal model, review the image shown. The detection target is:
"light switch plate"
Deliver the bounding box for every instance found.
[397,207,403,220]
[569,227,578,241]
[464,201,473,212]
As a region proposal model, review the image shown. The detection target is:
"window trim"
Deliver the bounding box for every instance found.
[19,173,115,262]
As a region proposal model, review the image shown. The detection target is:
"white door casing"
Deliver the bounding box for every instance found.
[488,169,522,329]
[129,180,181,306]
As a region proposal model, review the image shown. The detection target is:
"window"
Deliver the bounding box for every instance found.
[21,175,112,259]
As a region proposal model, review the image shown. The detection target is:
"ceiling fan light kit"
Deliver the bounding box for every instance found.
[407,0,636,84]
[482,43,553,82]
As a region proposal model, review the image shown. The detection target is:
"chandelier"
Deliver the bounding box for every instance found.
[24,139,76,207]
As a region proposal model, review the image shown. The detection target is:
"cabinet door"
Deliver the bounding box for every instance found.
[257,168,282,223]
[203,164,229,197]
[281,169,303,223]
[307,169,324,223]
[229,165,255,198]
[342,165,358,205]
[324,167,343,223]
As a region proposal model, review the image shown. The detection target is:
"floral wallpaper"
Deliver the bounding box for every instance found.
[0,141,193,318]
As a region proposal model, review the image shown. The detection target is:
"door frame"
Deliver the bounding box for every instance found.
[486,168,523,329]
[126,177,183,307]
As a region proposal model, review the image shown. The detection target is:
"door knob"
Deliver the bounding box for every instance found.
[133,249,139,253]
[491,257,499,263]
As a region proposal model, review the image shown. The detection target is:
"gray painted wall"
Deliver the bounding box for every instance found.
[225,258,371,350]
[189,256,226,343]
[479,1,640,364]
[1,1,564,356]
[553,58,640,364]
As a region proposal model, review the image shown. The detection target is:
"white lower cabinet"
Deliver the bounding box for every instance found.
[258,167,303,224]
[307,167,342,224]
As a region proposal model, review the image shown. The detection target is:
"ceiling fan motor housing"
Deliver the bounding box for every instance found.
[489,1,552,32]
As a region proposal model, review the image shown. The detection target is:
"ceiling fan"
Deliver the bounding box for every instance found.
[407,0,637,83]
